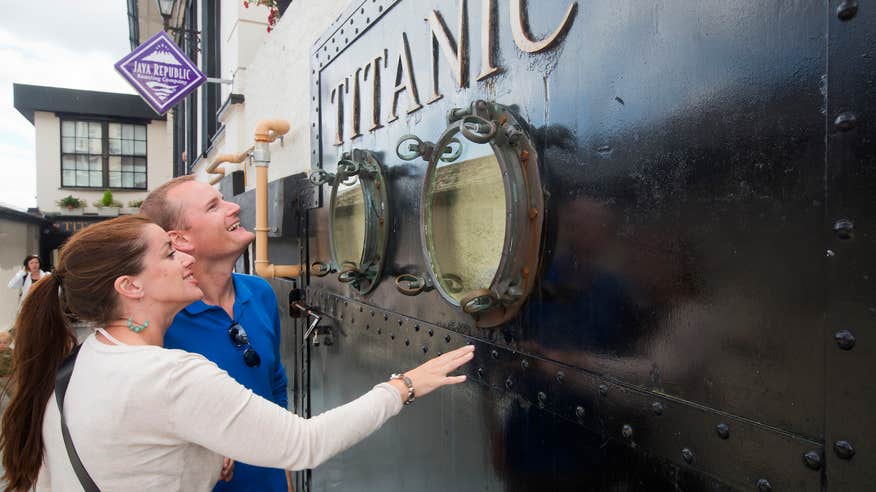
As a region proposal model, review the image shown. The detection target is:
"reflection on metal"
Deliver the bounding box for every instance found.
[404,99,543,327]
[326,149,388,294]
[252,119,302,279]
[510,0,578,53]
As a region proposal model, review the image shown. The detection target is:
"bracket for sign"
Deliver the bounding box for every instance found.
[206,78,233,85]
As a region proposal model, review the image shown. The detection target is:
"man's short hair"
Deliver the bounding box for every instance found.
[140,175,196,231]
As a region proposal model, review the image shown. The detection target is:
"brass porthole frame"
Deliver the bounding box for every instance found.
[324,149,389,295]
[400,100,544,327]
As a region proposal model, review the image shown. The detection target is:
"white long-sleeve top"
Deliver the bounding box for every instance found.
[37,333,403,491]
[7,269,49,304]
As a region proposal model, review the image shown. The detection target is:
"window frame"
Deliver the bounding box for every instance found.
[58,115,150,191]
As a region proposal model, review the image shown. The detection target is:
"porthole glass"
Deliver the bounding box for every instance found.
[332,178,366,269]
[326,149,388,294]
[425,138,506,302]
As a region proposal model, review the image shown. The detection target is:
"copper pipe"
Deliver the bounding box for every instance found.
[206,147,253,185]
[251,119,301,279]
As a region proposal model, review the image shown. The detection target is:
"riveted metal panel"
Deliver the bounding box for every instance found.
[289,0,871,489]
[824,0,876,489]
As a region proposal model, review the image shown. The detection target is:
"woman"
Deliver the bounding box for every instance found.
[0,216,473,491]
[7,254,50,308]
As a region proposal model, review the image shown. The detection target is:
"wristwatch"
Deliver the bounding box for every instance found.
[390,373,415,405]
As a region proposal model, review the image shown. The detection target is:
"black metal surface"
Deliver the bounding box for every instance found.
[267,0,875,490]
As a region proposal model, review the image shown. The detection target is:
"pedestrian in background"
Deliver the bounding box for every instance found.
[7,255,49,310]
[0,331,13,415]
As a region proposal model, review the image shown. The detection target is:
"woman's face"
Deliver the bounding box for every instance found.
[26,258,40,272]
[135,224,203,309]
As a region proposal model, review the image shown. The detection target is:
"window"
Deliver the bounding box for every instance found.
[61,119,147,189]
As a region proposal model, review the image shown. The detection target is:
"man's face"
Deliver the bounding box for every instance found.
[167,181,255,260]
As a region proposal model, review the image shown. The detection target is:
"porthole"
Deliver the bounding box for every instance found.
[311,149,388,294]
[395,100,544,327]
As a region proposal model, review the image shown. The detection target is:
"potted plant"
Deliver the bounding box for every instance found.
[93,190,123,216]
[122,199,144,215]
[56,195,85,215]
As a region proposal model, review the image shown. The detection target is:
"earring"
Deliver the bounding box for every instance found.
[127,317,150,333]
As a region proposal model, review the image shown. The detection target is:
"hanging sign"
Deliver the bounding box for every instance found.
[114,30,206,115]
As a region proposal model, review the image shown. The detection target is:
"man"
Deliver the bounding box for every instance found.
[141,176,289,492]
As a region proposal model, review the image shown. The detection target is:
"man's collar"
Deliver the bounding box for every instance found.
[182,273,252,315]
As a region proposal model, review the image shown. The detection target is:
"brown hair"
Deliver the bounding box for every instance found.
[140,174,195,231]
[0,215,153,491]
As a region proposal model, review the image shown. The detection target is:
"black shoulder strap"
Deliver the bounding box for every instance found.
[55,344,101,492]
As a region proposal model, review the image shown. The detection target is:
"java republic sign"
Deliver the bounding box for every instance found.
[114,31,206,115]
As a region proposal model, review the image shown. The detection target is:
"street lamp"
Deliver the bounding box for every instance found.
[156,0,200,48]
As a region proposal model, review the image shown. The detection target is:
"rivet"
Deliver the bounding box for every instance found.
[803,450,822,470]
[491,350,499,359]
[537,391,547,403]
[359,306,363,312]
[370,310,375,317]
[414,324,420,331]
[428,328,434,336]
[716,423,730,439]
[389,333,395,340]
[622,424,633,439]
[834,440,855,460]
[404,338,410,346]
[556,371,565,383]
[422,345,428,354]
[477,367,484,378]
[575,406,586,419]
[681,448,694,464]
[377,328,382,335]
[833,218,855,239]
[366,324,370,330]
[834,111,858,131]
[652,401,664,416]
[599,384,608,396]
[383,313,389,321]
[445,335,452,343]
[398,319,404,326]
[521,359,530,369]
[826,249,836,257]
[756,478,772,492]
[505,377,514,390]
[834,330,856,350]
[837,0,858,20]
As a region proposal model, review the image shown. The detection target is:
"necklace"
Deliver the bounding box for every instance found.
[96,327,127,346]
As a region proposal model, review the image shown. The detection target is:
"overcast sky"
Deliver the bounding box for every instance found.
[0,0,135,210]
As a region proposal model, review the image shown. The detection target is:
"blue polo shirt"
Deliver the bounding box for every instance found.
[165,273,288,492]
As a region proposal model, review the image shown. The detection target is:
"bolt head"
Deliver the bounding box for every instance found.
[756,478,773,492]
[833,218,855,239]
[556,371,565,383]
[599,384,608,396]
[803,450,822,470]
[521,359,530,369]
[575,406,586,419]
[622,424,634,439]
[537,391,547,403]
[716,423,730,439]
[505,378,514,390]
[834,440,855,460]
[835,112,858,131]
[445,335,452,343]
[834,330,856,350]
[491,349,499,359]
[681,448,694,464]
[837,0,858,20]
[652,401,664,415]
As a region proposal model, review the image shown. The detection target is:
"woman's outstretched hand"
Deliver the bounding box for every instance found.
[388,344,474,402]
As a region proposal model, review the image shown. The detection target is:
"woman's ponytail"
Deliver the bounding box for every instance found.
[1,272,76,490]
